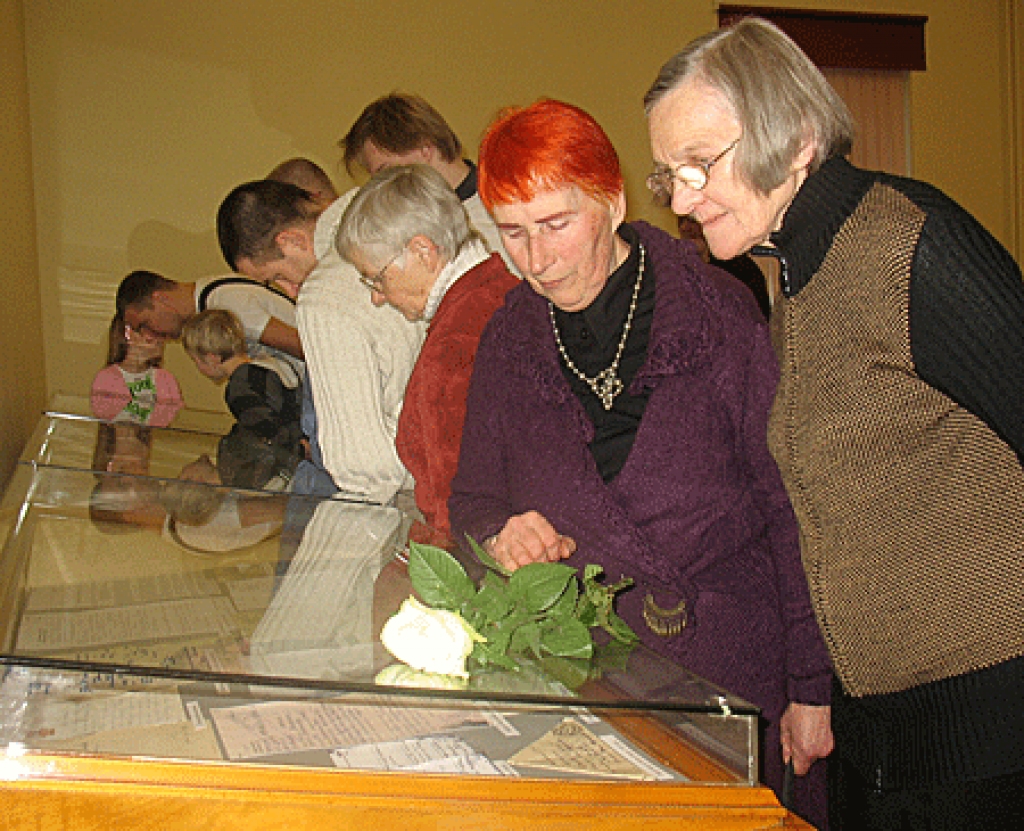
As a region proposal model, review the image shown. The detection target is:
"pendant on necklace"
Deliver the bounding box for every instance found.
[549,243,644,413]
[591,367,623,410]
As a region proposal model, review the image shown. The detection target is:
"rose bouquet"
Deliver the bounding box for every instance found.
[376,538,638,690]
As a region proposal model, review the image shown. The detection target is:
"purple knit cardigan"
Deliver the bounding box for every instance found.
[450,221,832,721]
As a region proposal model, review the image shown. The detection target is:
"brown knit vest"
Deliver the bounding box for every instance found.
[768,183,1024,696]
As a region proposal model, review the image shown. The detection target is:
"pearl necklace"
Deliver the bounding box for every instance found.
[549,244,645,411]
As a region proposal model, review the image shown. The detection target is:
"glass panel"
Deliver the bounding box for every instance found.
[0,415,760,784]
[46,392,236,435]
[21,413,223,478]
[23,411,299,495]
[0,663,753,783]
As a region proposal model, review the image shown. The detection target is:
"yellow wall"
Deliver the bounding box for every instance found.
[0,0,46,489]
[9,0,1024,421]
[1011,0,1024,256]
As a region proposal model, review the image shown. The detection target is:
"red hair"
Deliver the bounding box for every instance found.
[478,99,623,210]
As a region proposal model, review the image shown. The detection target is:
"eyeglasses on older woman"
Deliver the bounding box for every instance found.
[645,138,739,206]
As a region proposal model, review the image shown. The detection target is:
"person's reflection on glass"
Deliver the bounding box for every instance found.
[88,423,165,531]
[247,498,404,681]
[87,423,286,553]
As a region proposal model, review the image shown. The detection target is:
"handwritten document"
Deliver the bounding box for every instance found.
[331,736,502,775]
[25,691,186,742]
[24,571,221,612]
[40,720,223,760]
[210,699,486,760]
[16,596,239,651]
[509,717,670,780]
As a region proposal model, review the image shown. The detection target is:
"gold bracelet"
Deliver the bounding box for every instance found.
[642,593,688,637]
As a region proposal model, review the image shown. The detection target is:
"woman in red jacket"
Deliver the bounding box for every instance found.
[335,163,518,546]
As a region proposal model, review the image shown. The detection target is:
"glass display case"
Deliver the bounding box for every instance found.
[0,412,811,830]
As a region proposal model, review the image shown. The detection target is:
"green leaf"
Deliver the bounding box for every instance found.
[471,640,518,671]
[592,638,637,672]
[469,663,563,694]
[604,576,635,595]
[575,594,598,627]
[509,621,543,660]
[582,578,613,611]
[537,654,594,691]
[461,605,488,632]
[600,607,640,644]
[468,571,513,621]
[507,562,575,613]
[547,578,579,619]
[407,542,476,610]
[539,617,594,659]
[480,620,515,656]
[466,534,512,577]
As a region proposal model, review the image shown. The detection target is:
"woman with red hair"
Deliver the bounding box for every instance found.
[449,99,832,827]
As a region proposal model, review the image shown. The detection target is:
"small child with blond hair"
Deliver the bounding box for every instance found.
[182,309,303,490]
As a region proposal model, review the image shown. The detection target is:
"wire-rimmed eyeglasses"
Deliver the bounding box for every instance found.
[359,251,403,293]
[646,138,740,207]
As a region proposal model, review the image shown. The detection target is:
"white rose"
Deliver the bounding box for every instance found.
[374,663,469,690]
[379,597,484,678]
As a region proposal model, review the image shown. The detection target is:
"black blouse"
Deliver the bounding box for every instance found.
[552,224,655,482]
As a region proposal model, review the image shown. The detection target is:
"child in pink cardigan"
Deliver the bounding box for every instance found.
[90,314,183,426]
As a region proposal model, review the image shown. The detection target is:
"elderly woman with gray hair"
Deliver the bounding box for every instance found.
[646,17,1024,829]
[335,164,518,545]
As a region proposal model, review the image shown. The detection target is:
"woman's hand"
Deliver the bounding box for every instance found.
[484,511,576,571]
[780,703,833,775]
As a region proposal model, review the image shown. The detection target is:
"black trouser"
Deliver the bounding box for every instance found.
[829,753,1024,830]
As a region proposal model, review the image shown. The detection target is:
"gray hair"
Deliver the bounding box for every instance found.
[335,164,472,265]
[644,17,854,195]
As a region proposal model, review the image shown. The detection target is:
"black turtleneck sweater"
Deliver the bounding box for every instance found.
[454,159,479,203]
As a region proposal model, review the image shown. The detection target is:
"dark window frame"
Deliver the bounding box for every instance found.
[718,5,927,71]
